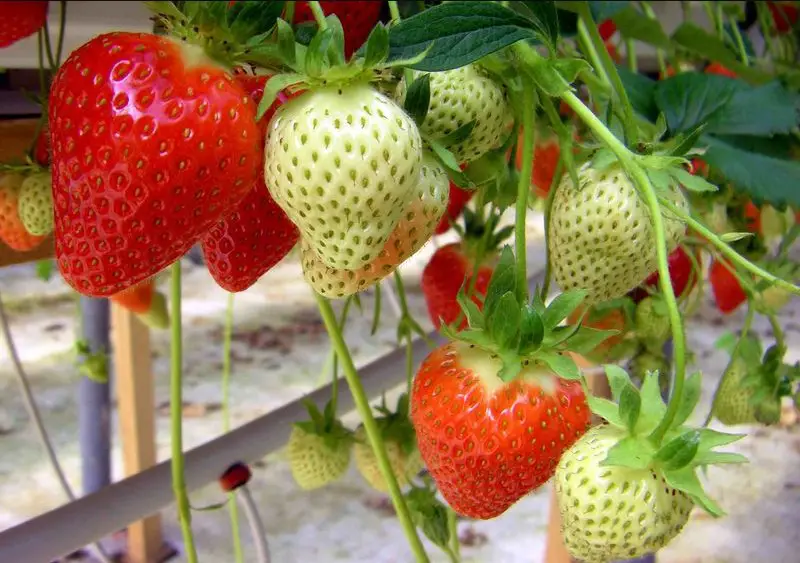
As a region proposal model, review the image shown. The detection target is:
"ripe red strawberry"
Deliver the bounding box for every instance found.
[710,259,747,314]
[201,74,299,292]
[109,277,169,329]
[628,246,698,304]
[0,172,46,252]
[293,1,382,59]
[33,125,50,166]
[0,1,48,48]
[605,41,622,63]
[411,342,591,519]
[598,19,617,40]
[48,32,260,297]
[434,183,473,235]
[768,1,799,34]
[705,62,737,78]
[743,200,761,235]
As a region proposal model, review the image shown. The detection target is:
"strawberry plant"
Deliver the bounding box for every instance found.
[1,1,800,562]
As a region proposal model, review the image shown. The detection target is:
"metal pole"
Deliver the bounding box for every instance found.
[77,297,112,494]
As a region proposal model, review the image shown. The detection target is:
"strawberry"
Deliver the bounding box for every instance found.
[18,171,54,236]
[709,259,747,314]
[434,183,473,235]
[629,349,670,391]
[265,83,423,271]
[301,151,447,298]
[598,19,617,40]
[109,278,169,329]
[33,126,51,166]
[628,246,698,304]
[705,62,737,78]
[635,296,671,349]
[549,162,688,306]
[567,302,631,363]
[514,128,561,199]
[555,424,694,563]
[743,200,761,234]
[0,172,46,251]
[201,74,299,292]
[286,402,353,490]
[605,41,622,64]
[415,64,513,163]
[768,1,799,34]
[293,1,382,59]
[0,1,48,48]
[714,353,756,425]
[49,32,261,297]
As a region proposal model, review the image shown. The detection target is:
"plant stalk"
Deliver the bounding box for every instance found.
[514,76,536,303]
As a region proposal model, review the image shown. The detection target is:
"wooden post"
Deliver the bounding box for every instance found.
[111,304,164,563]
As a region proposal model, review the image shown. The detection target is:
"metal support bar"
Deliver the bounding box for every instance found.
[0,270,547,562]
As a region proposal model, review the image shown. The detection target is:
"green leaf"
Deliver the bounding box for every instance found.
[562,326,619,356]
[602,435,654,470]
[616,65,658,121]
[226,0,285,41]
[275,18,296,68]
[305,27,333,77]
[456,287,485,330]
[591,1,630,22]
[669,166,717,193]
[387,1,539,71]
[693,451,748,466]
[403,74,431,126]
[427,140,474,188]
[518,304,545,352]
[542,290,587,329]
[363,23,390,67]
[586,395,623,426]
[604,364,633,402]
[654,73,739,134]
[673,371,702,427]
[525,57,571,97]
[325,14,346,65]
[498,352,523,382]
[709,81,800,137]
[700,134,800,208]
[539,352,581,380]
[696,428,746,451]
[258,73,305,119]
[655,430,700,471]
[518,1,559,50]
[637,370,667,435]
[553,57,591,85]
[662,466,724,517]
[35,259,53,281]
[611,5,671,49]
[483,246,517,314]
[671,23,772,84]
[618,383,641,433]
[719,232,753,243]
[489,292,521,349]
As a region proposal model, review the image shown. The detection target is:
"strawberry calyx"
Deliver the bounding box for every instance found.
[294,399,354,450]
[585,364,746,517]
[405,482,455,551]
[369,393,417,457]
[440,246,619,383]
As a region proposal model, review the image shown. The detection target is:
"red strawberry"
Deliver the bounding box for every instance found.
[0,172,46,251]
[705,63,737,78]
[435,183,473,235]
[33,125,50,166]
[0,1,48,48]
[628,246,698,303]
[48,32,260,297]
[109,277,169,329]
[514,129,562,199]
[710,259,747,314]
[768,1,799,34]
[605,41,622,63]
[598,19,617,40]
[743,200,761,235]
[410,342,590,519]
[201,74,299,292]
[293,1,382,59]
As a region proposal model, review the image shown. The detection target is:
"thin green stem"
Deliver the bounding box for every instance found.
[405,337,414,396]
[515,76,536,303]
[640,3,668,78]
[661,200,800,297]
[308,1,328,29]
[767,313,786,353]
[42,18,56,71]
[314,294,430,563]
[540,156,563,300]
[331,296,355,411]
[625,38,637,72]
[55,0,68,67]
[576,20,610,86]
[283,1,295,24]
[729,14,749,65]
[447,507,460,560]
[221,293,244,563]
[388,0,401,22]
[170,262,199,563]
[703,306,755,426]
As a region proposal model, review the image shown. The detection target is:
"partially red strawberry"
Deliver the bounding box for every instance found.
[628,246,699,304]
[705,62,737,78]
[598,19,617,40]
[48,32,260,297]
[109,277,169,329]
[768,1,799,34]
[201,74,299,292]
[0,172,46,252]
[0,1,48,48]
[434,182,473,235]
[710,259,747,314]
[293,1,382,59]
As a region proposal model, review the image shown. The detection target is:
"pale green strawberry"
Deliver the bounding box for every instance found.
[548,163,687,305]
[415,64,512,163]
[264,84,422,271]
[302,151,448,298]
[713,356,757,425]
[629,349,670,391]
[18,171,53,236]
[754,397,782,425]
[635,297,671,349]
[286,425,352,490]
[759,285,791,313]
[555,424,694,563]
[353,425,424,493]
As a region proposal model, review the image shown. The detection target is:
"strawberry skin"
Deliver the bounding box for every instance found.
[598,19,617,40]
[628,246,697,303]
[0,1,48,48]
[435,183,473,235]
[410,342,590,520]
[705,62,737,78]
[768,1,799,34]
[201,74,299,292]
[49,32,260,297]
[421,242,494,330]
[293,1,382,59]
[709,259,747,314]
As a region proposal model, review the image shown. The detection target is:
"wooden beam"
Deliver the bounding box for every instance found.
[0,238,55,268]
[111,304,164,563]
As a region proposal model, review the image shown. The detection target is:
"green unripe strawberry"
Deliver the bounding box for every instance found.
[18,171,53,236]
[758,285,792,314]
[713,356,756,425]
[635,297,671,350]
[555,425,694,563]
[286,425,352,490]
[353,425,424,493]
[549,163,688,306]
[754,397,781,425]
[265,84,423,271]
[415,64,512,163]
[629,350,670,391]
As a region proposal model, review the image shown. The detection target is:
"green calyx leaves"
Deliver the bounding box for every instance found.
[370,393,418,455]
[441,246,617,383]
[590,365,747,517]
[294,399,353,449]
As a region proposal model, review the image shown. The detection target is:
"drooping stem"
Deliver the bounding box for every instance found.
[314,294,430,563]
[514,76,536,303]
[331,295,356,412]
[576,19,611,86]
[170,262,199,563]
[221,293,244,563]
[239,485,271,563]
[308,1,328,29]
[41,18,56,71]
[55,0,68,67]
[728,13,750,65]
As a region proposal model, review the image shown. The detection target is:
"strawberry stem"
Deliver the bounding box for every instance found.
[170,262,199,563]
[308,1,329,29]
[515,78,536,303]
[314,294,431,563]
[221,292,244,563]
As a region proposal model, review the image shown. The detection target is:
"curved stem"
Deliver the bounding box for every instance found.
[767,313,786,353]
[55,0,68,68]
[728,13,750,65]
[221,293,244,563]
[308,1,328,29]
[314,294,430,563]
[239,486,271,563]
[576,19,610,86]
[515,77,536,303]
[170,262,199,563]
[42,18,56,71]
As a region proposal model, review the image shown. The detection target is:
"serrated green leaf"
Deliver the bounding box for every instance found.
[637,370,668,435]
[404,74,431,126]
[586,395,623,426]
[673,371,702,427]
[654,73,739,134]
[669,166,718,193]
[602,435,654,470]
[518,1,559,50]
[387,1,539,71]
[518,304,545,352]
[619,383,642,433]
[275,18,296,68]
[456,287,485,330]
[226,0,285,42]
[363,22,389,67]
[604,364,633,402]
[539,352,581,380]
[489,292,521,349]
[662,466,724,516]
[655,430,700,471]
[611,5,671,49]
[562,326,619,356]
[709,81,800,136]
[542,290,587,329]
[696,428,746,451]
[258,73,305,119]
